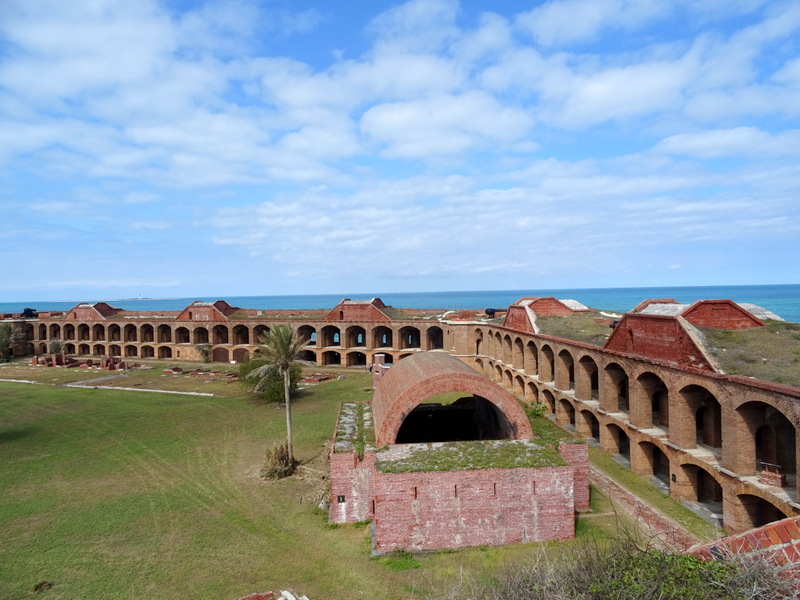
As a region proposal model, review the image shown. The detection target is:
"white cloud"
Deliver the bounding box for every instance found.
[360,91,533,158]
[656,127,800,158]
[516,0,667,47]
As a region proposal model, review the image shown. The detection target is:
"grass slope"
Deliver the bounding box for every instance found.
[0,368,653,600]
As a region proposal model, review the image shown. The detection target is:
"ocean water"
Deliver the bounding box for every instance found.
[2,284,799,323]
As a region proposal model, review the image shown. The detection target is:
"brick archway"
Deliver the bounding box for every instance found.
[372,352,532,446]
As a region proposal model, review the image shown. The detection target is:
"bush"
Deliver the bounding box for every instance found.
[239,361,302,404]
[425,535,798,600]
[259,442,297,479]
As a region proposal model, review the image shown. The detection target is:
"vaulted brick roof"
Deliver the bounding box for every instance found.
[372,352,533,446]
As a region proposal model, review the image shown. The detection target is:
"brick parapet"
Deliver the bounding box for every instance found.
[372,465,575,552]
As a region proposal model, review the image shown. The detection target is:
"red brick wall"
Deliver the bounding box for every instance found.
[503,306,535,333]
[329,450,376,524]
[559,442,590,511]
[682,300,764,330]
[322,301,390,322]
[604,314,714,371]
[530,298,575,316]
[176,305,228,322]
[65,305,107,321]
[372,466,575,552]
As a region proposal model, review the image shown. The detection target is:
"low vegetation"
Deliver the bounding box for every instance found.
[375,439,566,473]
[1,358,784,599]
[536,311,617,346]
[700,321,800,387]
[422,534,797,600]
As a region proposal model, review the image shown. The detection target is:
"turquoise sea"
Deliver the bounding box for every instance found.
[2,284,799,323]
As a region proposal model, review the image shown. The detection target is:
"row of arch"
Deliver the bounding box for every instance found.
[481,342,799,532]
[32,341,420,368]
[35,322,445,351]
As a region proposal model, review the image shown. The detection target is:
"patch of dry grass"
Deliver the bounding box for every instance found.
[699,321,800,387]
[536,310,617,346]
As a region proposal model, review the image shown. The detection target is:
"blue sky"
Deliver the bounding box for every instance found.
[1,0,799,302]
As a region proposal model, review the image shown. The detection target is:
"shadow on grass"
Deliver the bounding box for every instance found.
[0,426,38,443]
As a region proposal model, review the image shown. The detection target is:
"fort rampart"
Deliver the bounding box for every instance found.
[5,297,798,534]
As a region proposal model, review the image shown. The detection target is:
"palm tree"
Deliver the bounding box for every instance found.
[0,323,24,361]
[245,324,311,468]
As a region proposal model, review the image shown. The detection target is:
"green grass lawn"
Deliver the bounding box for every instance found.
[0,369,637,600]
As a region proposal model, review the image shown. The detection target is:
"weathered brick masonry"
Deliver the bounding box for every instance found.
[14,294,800,536]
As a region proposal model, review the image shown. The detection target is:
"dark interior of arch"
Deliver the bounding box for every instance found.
[395,395,514,444]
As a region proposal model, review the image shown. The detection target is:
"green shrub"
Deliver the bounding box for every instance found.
[239,361,302,404]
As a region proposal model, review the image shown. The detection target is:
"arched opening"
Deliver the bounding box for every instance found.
[253,325,270,343]
[738,401,796,487]
[525,341,538,377]
[92,324,105,341]
[638,372,668,429]
[639,441,671,490]
[108,345,121,357]
[232,325,249,345]
[526,382,540,405]
[557,397,576,428]
[540,345,555,382]
[542,389,555,414]
[373,352,394,364]
[92,344,105,356]
[604,363,629,413]
[141,345,154,358]
[680,463,723,525]
[232,348,249,362]
[426,326,444,350]
[372,326,392,348]
[64,343,75,354]
[123,324,137,342]
[557,349,575,390]
[124,345,138,357]
[49,324,61,340]
[737,494,789,528]
[347,351,367,367]
[157,324,172,343]
[212,325,228,345]
[322,350,341,365]
[64,324,75,340]
[579,410,600,442]
[502,334,512,364]
[321,326,341,347]
[175,327,190,344]
[299,350,316,363]
[606,423,631,465]
[212,347,228,362]
[193,327,209,344]
[512,338,524,370]
[681,385,722,450]
[108,324,121,342]
[297,325,315,345]
[474,330,483,355]
[513,375,525,397]
[577,355,599,400]
[399,326,421,349]
[158,346,172,359]
[346,326,366,348]
[38,324,46,340]
[395,392,516,444]
[141,324,154,343]
[78,343,90,356]
[78,323,90,341]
